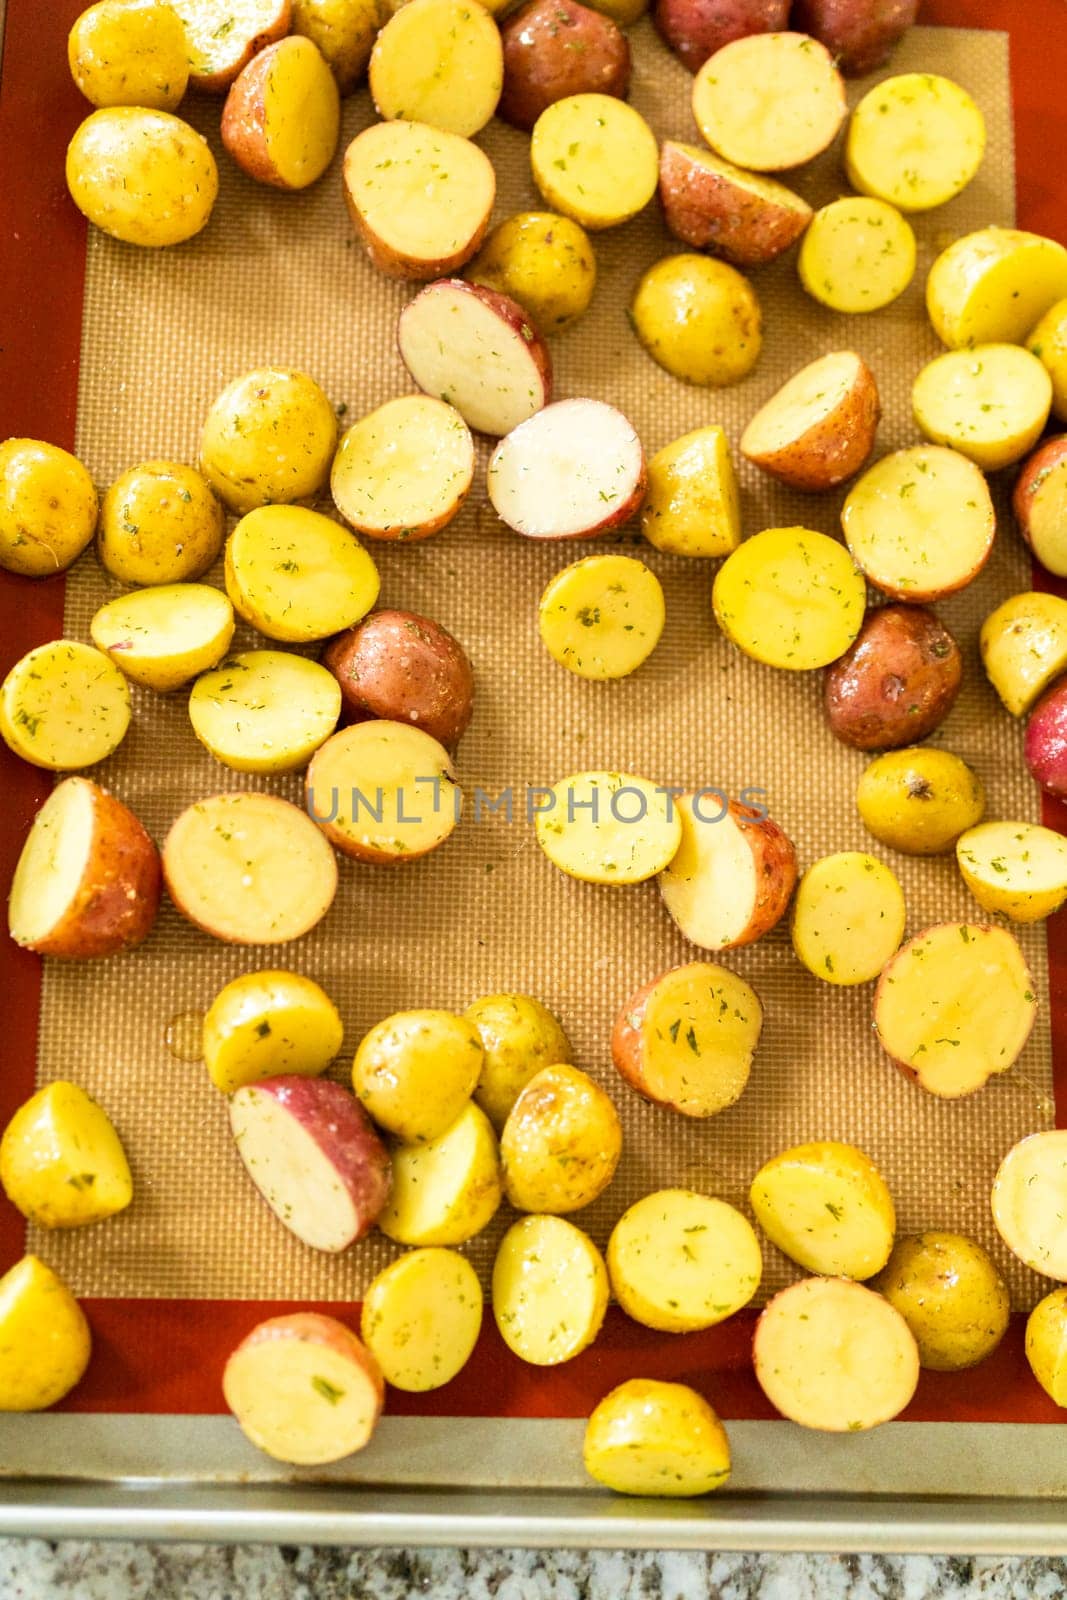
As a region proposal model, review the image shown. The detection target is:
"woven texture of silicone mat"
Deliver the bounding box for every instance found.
[28,23,1053,1312]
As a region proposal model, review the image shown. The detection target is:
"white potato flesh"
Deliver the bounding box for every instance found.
[189,651,341,773]
[488,400,644,539]
[174,0,290,88]
[841,446,994,600]
[535,771,681,885]
[992,1132,1067,1280]
[8,779,96,949]
[229,1089,364,1252]
[741,352,865,460]
[492,1214,608,1365]
[659,800,754,949]
[330,396,474,540]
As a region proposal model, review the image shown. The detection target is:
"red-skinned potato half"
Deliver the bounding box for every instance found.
[321,610,475,749]
[229,1075,392,1252]
[488,398,646,538]
[221,36,341,190]
[790,0,919,76]
[8,777,161,959]
[658,796,798,951]
[1014,435,1067,579]
[824,604,963,751]
[223,1312,384,1465]
[654,0,787,73]
[658,141,812,266]
[741,351,880,492]
[1025,677,1067,800]
[499,0,631,132]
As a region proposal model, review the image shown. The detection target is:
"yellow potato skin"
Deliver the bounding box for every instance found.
[0,439,98,578]
[66,107,218,247]
[68,0,189,109]
[1028,298,1067,424]
[501,1063,622,1213]
[583,1379,731,1498]
[291,0,382,93]
[980,592,1067,718]
[352,1010,484,1143]
[1026,1288,1067,1407]
[98,461,224,585]
[631,254,761,386]
[465,993,572,1132]
[0,1083,132,1228]
[465,212,597,331]
[872,1232,1010,1372]
[378,1101,503,1245]
[200,368,338,515]
[857,747,985,856]
[641,427,740,558]
[0,1256,92,1411]
[203,971,345,1094]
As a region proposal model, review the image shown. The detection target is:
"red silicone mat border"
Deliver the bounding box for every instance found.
[1,0,1066,1422]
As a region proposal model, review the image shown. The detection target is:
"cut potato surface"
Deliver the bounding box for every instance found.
[189,651,341,774]
[1026,1288,1067,1405]
[488,400,645,540]
[739,352,880,493]
[163,792,338,944]
[791,852,905,986]
[203,970,344,1094]
[1015,437,1067,578]
[607,1190,761,1332]
[712,526,865,671]
[173,0,292,91]
[0,640,130,771]
[846,72,984,212]
[530,93,657,229]
[0,1255,91,1412]
[980,592,1067,718]
[927,228,1067,351]
[306,720,460,862]
[331,396,474,541]
[91,584,235,694]
[370,0,503,136]
[992,1132,1067,1281]
[841,446,994,602]
[912,345,1052,474]
[750,1140,896,1280]
[658,141,812,267]
[583,1379,731,1498]
[343,121,495,281]
[397,280,552,439]
[658,796,796,951]
[225,506,380,643]
[539,555,665,680]
[492,1214,608,1365]
[352,1009,483,1144]
[874,923,1036,1098]
[535,770,680,885]
[754,1277,919,1432]
[223,1313,383,1465]
[361,1248,483,1392]
[798,198,916,314]
[1029,297,1067,423]
[222,36,341,190]
[957,821,1067,923]
[501,1063,622,1214]
[611,961,762,1118]
[0,1081,132,1229]
[641,426,740,558]
[692,32,846,172]
[378,1101,502,1246]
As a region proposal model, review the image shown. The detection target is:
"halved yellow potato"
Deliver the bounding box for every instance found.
[1028,297,1067,423]
[1026,1287,1067,1406]
[200,368,338,515]
[361,1248,483,1391]
[712,527,865,671]
[306,720,460,862]
[980,592,1067,718]
[225,506,380,644]
[501,1063,622,1214]
[492,1213,608,1365]
[791,851,905,986]
[202,970,345,1093]
[692,32,846,173]
[641,426,740,558]
[846,73,984,212]
[873,1232,1010,1373]
[91,584,234,693]
[583,1379,731,1497]
[0,640,130,770]
[331,396,474,542]
[189,651,341,773]
[841,445,994,602]
[0,1256,92,1411]
[535,771,681,885]
[352,1010,483,1144]
[538,556,665,680]
[750,1140,896,1280]
[607,1190,761,1332]
[798,197,916,314]
[912,345,1052,473]
[0,1082,132,1228]
[173,0,291,92]
[0,438,98,578]
[222,37,341,190]
[530,94,657,230]
[754,1277,919,1432]
[992,1132,1067,1281]
[378,1101,502,1246]
[927,228,1067,350]
[957,821,1067,922]
[370,0,503,137]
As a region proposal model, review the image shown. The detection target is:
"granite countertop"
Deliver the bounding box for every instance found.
[2,1546,1066,1598]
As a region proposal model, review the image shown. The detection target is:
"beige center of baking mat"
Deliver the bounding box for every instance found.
[32,24,1055,1311]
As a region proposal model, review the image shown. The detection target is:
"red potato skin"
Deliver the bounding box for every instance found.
[1014,435,1067,557]
[321,610,475,749]
[610,977,661,1106]
[1025,678,1067,800]
[658,141,811,265]
[742,356,880,492]
[499,0,631,132]
[190,0,293,93]
[824,605,963,751]
[725,800,798,944]
[225,1311,385,1410]
[220,42,295,188]
[399,279,554,418]
[790,0,918,76]
[653,0,787,73]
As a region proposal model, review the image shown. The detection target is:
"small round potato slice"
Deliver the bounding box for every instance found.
[202,970,344,1094]
[352,1010,483,1144]
[957,821,1067,923]
[331,396,474,542]
[992,1131,1067,1281]
[845,73,985,212]
[0,640,130,770]
[492,1213,608,1365]
[189,651,341,773]
[465,993,572,1132]
[306,721,460,863]
[791,852,906,986]
[754,1277,919,1432]
[92,584,235,693]
[501,1063,621,1214]
[872,1232,1010,1372]
[1026,1287,1067,1407]
[912,346,1052,474]
[225,507,380,643]
[538,555,665,680]
[691,32,845,172]
[712,527,865,671]
[535,770,681,885]
[799,197,916,313]
[0,438,98,578]
[200,368,338,515]
[583,1379,731,1497]
[378,1101,502,1246]
[361,1248,483,1392]
[750,1140,896,1280]
[370,0,503,138]
[607,1190,761,1333]
[531,94,657,230]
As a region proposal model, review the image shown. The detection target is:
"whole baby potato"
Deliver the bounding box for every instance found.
[872,1232,1010,1371]
[791,0,918,76]
[856,746,985,855]
[98,460,224,584]
[499,0,630,132]
[291,0,382,93]
[654,0,787,73]
[68,0,190,109]
[630,253,761,386]
[66,108,218,247]
[352,1010,484,1144]
[200,367,338,514]
[500,1062,622,1213]
[824,605,962,751]
[321,610,475,749]
[0,439,98,578]
[465,993,572,1130]
[465,212,597,330]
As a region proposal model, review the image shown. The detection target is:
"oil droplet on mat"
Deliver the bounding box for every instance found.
[165,1009,205,1062]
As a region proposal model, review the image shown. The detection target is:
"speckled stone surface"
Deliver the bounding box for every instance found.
[2,1546,1067,1598]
